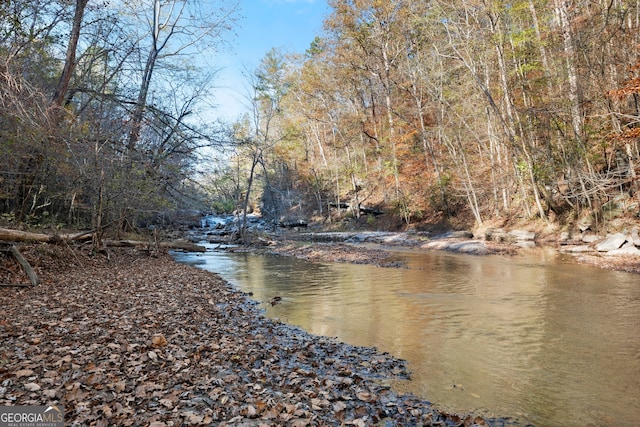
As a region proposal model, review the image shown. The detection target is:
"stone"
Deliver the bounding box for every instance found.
[631,227,640,247]
[483,228,507,241]
[607,245,640,256]
[421,240,489,255]
[438,230,474,239]
[509,230,536,241]
[581,233,601,243]
[578,215,593,232]
[595,232,628,252]
[559,245,592,253]
[515,241,536,248]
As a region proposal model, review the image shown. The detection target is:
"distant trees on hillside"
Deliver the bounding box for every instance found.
[3,0,639,235]
[224,0,640,230]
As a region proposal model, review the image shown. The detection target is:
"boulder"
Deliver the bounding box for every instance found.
[515,241,536,248]
[607,244,640,256]
[595,233,628,252]
[422,240,489,255]
[509,230,536,241]
[631,227,640,247]
[581,233,601,243]
[483,228,507,242]
[438,230,474,239]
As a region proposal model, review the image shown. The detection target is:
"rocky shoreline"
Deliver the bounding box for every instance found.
[2,219,635,426]
[203,225,640,275]
[0,245,521,426]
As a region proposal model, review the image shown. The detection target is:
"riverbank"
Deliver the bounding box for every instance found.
[221,229,640,275]
[0,245,514,426]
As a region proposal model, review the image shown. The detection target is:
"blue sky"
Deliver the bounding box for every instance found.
[210,0,330,121]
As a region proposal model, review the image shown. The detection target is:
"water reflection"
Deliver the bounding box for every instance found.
[174,247,640,426]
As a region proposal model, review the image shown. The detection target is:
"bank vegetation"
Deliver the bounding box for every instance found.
[223,0,640,236]
[2,0,640,241]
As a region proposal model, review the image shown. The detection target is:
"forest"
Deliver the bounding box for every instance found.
[2,0,640,240]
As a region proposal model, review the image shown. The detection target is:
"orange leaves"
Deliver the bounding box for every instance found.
[608,76,640,100]
[151,334,168,348]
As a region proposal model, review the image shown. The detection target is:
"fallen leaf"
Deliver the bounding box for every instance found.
[15,369,34,378]
[24,383,40,391]
[42,389,57,398]
[185,412,204,424]
[356,390,373,402]
[151,334,168,348]
[159,398,175,409]
[332,401,347,412]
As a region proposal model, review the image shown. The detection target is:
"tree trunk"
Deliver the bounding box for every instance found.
[51,0,89,109]
[128,0,162,150]
[554,0,583,140]
[0,245,39,286]
[240,152,259,243]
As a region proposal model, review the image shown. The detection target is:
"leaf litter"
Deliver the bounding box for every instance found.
[0,244,503,426]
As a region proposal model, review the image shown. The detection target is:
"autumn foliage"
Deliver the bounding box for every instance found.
[227,0,640,230]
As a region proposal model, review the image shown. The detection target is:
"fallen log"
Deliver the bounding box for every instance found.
[0,228,205,252]
[0,227,93,243]
[104,239,206,252]
[359,206,384,216]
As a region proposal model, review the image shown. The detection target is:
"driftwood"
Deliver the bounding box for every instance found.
[0,244,38,287]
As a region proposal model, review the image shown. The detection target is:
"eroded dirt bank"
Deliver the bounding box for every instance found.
[0,246,514,426]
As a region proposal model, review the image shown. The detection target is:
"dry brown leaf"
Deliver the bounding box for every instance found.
[15,369,34,378]
[23,382,40,391]
[262,408,279,419]
[151,334,168,348]
[333,401,347,412]
[101,404,113,417]
[185,412,204,424]
[356,390,373,402]
[159,398,175,409]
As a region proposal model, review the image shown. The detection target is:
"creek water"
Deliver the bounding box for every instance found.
[173,244,640,426]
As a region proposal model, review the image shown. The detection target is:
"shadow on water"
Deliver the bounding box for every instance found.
[174,246,640,427]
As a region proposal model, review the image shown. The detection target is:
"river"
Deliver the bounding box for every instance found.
[173,243,640,426]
